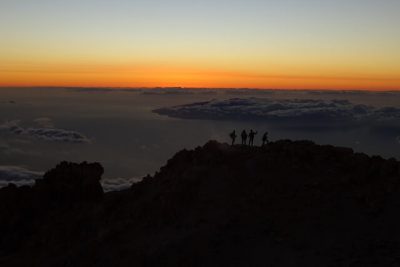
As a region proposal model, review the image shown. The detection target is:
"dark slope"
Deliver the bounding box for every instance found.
[1,140,400,266]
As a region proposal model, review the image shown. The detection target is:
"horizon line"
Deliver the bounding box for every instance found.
[0,86,399,92]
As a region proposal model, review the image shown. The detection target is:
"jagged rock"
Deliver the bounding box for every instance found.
[0,140,400,266]
[35,161,104,203]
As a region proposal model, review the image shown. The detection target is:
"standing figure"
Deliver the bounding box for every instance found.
[248,130,258,146]
[262,132,269,146]
[229,130,237,146]
[241,130,248,145]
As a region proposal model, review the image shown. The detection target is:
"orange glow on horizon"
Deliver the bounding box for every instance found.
[1,64,399,91]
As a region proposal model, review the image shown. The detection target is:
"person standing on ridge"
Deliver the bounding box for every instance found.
[248,130,257,146]
[262,131,269,146]
[229,130,237,145]
[241,130,248,145]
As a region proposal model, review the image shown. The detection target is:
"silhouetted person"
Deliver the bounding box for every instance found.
[262,132,269,146]
[248,130,257,146]
[241,130,248,145]
[229,130,237,145]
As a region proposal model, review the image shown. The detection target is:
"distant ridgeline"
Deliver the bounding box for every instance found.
[1,140,400,266]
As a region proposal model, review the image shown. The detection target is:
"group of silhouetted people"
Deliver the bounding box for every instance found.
[229,130,269,147]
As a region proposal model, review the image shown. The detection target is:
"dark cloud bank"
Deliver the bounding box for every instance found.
[154,98,400,129]
[0,166,42,187]
[0,118,138,191]
[101,177,141,192]
[0,120,91,143]
[0,164,138,192]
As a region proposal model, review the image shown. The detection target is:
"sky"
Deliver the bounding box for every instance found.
[1,0,400,90]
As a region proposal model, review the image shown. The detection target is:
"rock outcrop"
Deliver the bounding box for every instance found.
[35,161,104,203]
[0,140,400,266]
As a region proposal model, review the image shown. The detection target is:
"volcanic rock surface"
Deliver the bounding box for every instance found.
[1,140,400,266]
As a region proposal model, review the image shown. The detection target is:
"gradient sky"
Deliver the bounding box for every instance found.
[1,0,399,90]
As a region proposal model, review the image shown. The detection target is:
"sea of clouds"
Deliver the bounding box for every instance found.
[0,119,91,143]
[0,166,43,188]
[0,164,139,192]
[154,98,400,125]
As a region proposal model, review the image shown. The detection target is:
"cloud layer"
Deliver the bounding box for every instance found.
[0,166,43,187]
[33,117,54,128]
[101,177,141,192]
[154,98,400,126]
[0,166,142,193]
[0,120,91,143]
[0,165,140,192]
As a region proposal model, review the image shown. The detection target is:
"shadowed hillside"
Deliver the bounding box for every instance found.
[1,140,400,266]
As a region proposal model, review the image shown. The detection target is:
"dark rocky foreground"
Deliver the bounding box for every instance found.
[1,140,400,266]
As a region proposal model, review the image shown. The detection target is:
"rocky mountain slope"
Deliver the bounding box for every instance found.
[1,140,400,266]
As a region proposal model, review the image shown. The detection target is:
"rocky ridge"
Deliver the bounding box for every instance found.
[1,140,400,266]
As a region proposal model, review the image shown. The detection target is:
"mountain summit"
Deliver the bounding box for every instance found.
[1,140,400,266]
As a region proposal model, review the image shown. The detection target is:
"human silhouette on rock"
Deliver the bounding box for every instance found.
[241,130,248,145]
[262,132,269,146]
[229,130,237,146]
[248,130,257,146]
